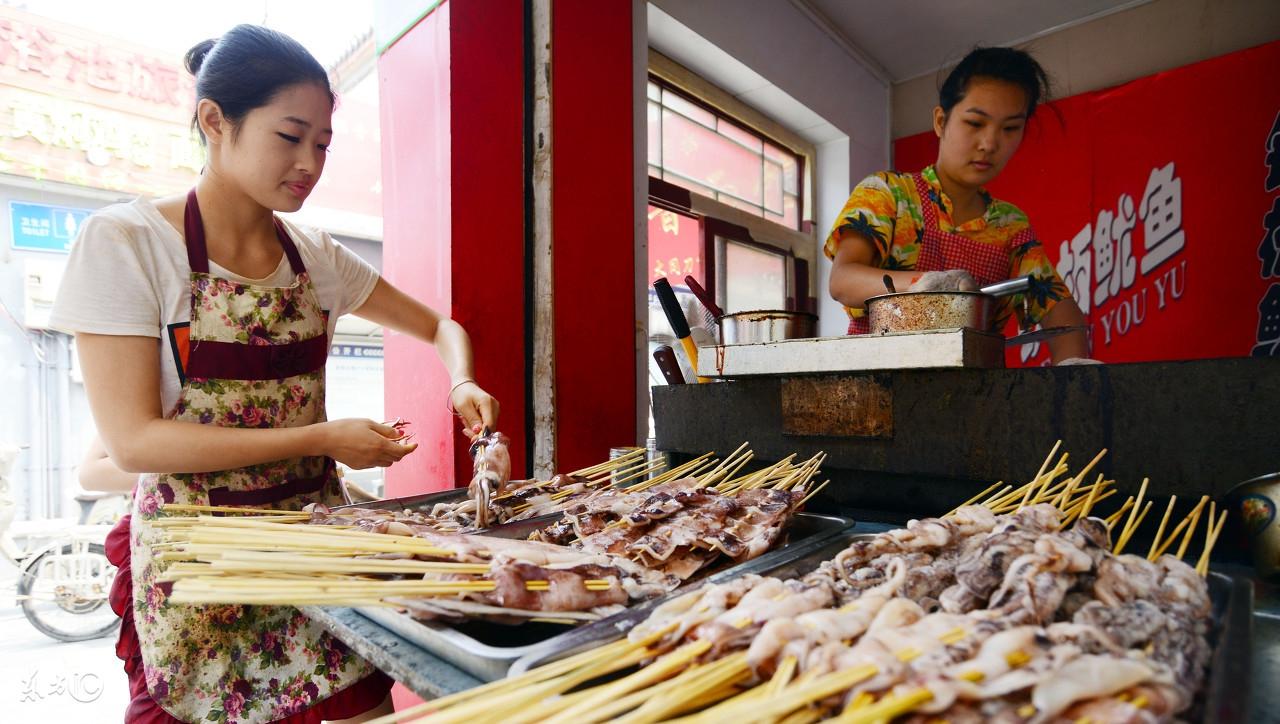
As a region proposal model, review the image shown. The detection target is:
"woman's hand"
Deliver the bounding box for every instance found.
[317,419,417,469]
[908,270,979,292]
[450,382,500,440]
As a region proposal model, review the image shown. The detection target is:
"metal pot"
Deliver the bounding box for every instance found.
[864,276,1031,335]
[717,309,817,345]
[1228,472,1280,580]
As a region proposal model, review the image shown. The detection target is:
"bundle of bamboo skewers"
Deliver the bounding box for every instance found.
[948,440,1227,574]
[371,442,1231,724]
[151,443,827,614]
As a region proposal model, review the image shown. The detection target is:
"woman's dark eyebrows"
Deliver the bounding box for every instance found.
[963,108,1026,121]
[281,116,333,133]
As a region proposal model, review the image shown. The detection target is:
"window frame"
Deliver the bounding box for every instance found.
[648,75,805,230]
[646,50,818,315]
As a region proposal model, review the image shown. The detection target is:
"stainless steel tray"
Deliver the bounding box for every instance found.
[353,511,855,681]
[510,533,1253,724]
[332,488,466,512]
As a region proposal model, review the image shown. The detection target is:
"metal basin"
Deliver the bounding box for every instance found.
[717,310,817,345]
[864,290,995,334]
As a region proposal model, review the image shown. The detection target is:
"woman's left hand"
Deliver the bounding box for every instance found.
[451,382,500,439]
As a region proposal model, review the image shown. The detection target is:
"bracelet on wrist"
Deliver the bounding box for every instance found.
[446,379,476,413]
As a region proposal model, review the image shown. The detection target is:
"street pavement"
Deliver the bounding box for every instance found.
[0,557,129,721]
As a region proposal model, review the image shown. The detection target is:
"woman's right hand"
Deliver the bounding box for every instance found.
[908,270,979,292]
[317,419,417,469]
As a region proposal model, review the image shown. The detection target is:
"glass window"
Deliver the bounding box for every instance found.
[723,240,786,313]
[647,79,804,230]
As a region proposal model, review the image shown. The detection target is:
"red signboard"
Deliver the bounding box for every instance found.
[893,41,1280,366]
[647,204,703,286]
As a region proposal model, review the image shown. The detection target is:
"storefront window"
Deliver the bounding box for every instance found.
[723,240,786,313]
[647,80,801,230]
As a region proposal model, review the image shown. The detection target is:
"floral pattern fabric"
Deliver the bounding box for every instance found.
[130,264,373,723]
[824,165,1071,331]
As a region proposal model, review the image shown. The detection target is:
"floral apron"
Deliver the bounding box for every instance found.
[848,173,1034,334]
[124,189,378,723]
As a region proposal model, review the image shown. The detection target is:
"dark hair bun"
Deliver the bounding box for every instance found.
[938,46,1053,119]
[184,38,216,76]
[185,25,333,144]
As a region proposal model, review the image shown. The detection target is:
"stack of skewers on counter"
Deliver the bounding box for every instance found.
[373,442,1231,724]
[151,443,828,623]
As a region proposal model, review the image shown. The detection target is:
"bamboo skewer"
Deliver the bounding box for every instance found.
[1146,495,1178,560]
[1176,496,1211,560]
[1022,439,1063,508]
[1114,499,1153,555]
[1195,509,1228,575]
[947,480,1005,515]
[1104,497,1135,529]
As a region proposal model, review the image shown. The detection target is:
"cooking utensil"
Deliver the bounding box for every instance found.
[1004,325,1089,347]
[684,275,724,319]
[882,274,896,293]
[864,275,1032,335]
[653,278,707,383]
[717,310,817,345]
[1228,472,1280,580]
[683,275,721,341]
[652,345,686,385]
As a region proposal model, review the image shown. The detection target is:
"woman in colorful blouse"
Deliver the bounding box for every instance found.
[826,47,1091,364]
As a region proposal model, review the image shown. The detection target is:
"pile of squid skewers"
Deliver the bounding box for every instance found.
[150,444,828,623]
[381,444,1228,724]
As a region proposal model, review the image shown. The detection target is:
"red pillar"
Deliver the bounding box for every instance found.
[379,0,527,499]
[551,0,638,471]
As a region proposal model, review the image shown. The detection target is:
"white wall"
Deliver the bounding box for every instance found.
[647,0,891,336]
[892,0,1280,138]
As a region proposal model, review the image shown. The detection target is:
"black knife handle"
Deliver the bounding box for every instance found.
[652,345,686,385]
[653,278,691,339]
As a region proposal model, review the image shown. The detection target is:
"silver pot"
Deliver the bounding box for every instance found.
[717,310,817,345]
[863,276,1031,335]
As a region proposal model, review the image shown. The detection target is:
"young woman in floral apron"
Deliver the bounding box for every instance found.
[51,26,498,723]
[825,47,1093,364]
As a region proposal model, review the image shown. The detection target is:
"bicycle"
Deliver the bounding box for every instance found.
[1,445,120,642]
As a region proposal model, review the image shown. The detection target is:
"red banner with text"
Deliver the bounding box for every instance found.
[893,41,1280,366]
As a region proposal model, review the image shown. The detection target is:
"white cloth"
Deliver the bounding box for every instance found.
[49,198,380,414]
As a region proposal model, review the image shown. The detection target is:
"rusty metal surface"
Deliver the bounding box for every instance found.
[781,375,893,438]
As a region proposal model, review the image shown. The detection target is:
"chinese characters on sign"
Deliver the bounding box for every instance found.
[1035,162,1189,362]
[1254,111,1280,356]
[0,13,193,107]
[647,206,703,285]
[0,7,202,196]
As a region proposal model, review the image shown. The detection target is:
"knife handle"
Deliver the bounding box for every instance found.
[652,345,686,385]
[653,278,692,340]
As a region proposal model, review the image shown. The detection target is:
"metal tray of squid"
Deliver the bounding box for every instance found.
[509,532,1253,724]
[351,511,855,682]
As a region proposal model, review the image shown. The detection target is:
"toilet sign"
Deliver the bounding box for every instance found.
[9,201,92,254]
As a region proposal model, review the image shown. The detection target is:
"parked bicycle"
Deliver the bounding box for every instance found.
[1,445,120,642]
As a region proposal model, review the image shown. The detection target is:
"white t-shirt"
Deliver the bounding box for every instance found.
[50,198,380,414]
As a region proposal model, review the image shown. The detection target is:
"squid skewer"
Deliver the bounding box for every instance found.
[468,428,511,529]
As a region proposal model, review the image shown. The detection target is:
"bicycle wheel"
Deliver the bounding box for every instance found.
[18,542,121,642]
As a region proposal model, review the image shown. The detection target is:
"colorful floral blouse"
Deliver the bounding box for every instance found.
[824,165,1070,331]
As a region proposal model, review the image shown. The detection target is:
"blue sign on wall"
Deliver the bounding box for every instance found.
[9,201,92,254]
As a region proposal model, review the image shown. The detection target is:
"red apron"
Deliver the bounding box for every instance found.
[848,173,1034,334]
[104,190,391,723]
